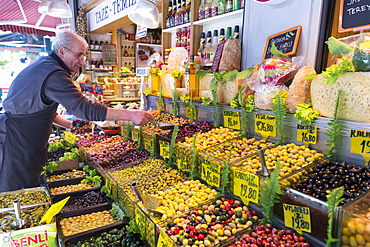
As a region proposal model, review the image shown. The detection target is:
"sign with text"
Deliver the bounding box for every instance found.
[131,127,140,141]
[339,0,370,32]
[157,230,175,247]
[297,125,317,144]
[263,25,302,61]
[350,129,370,165]
[254,113,276,139]
[136,25,148,39]
[64,131,77,143]
[159,140,170,159]
[87,0,137,32]
[102,43,117,66]
[144,139,152,151]
[95,85,103,95]
[233,169,259,205]
[223,110,241,130]
[201,159,221,188]
[177,156,189,171]
[211,41,226,72]
[283,203,311,234]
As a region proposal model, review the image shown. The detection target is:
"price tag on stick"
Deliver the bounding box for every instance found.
[297,125,317,145]
[283,203,311,234]
[201,160,221,188]
[223,110,241,130]
[158,230,175,247]
[159,140,170,159]
[233,169,259,205]
[254,113,276,139]
[350,129,370,165]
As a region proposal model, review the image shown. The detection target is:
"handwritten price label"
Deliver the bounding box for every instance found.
[350,129,370,165]
[64,131,77,143]
[283,203,311,234]
[201,160,221,187]
[144,139,152,151]
[135,206,146,236]
[157,230,175,247]
[159,140,170,159]
[131,128,140,142]
[223,110,241,130]
[297,125,317,144]
[233,169,259,205]
[254,113,276,139]
[185,104,197,120]
[177,156,189,171]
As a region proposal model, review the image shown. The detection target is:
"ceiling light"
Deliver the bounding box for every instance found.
[38,0,51,14]
[47,0,72,18]
[128,0,159,29]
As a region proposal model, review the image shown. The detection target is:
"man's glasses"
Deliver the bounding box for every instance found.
[64,46,86,61]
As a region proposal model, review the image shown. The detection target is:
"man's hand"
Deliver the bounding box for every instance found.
[130,109,154,126]
[105,108,154,125]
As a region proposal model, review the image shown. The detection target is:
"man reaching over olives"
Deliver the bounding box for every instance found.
[0,31,153,192]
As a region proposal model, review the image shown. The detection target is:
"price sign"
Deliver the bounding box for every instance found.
[135,206,146,236]
[339,0,370,33]
[254,113,276,139]
[132,127,140,142]
[233,169,259,205]
[144,139,152,151]
[177,156,189,171]
[102,43,117,66]
[40,196,70,224]
[185,104,197,120]
[297,125,317,144]
[157,230,175,247]
[64,131,77,143]
[223,110,241,130]
[283,204,311,234]
[159,140,170,159]
[201,160,221,188]
[350,129,370,165]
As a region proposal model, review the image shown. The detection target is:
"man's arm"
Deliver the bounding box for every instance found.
[53,114,72,129]
[106,108,153,126]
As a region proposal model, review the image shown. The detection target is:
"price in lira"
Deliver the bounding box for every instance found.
[135,206,146,236]
[157,230,174,247]
[64,131,77,143]
[201,160,221,187]
[283,203,311,234]
[350,129,370,165]
[132,128,140,142]
[223,110,241,130]
[159,140,170,159]
[254,113,276,139]
[177,156,189,171]
[233,169,259,204]
[297,125,317,144]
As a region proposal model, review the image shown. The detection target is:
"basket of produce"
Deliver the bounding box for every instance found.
[47,175,102,197]
[0,187,50,211]
[40,168,88,185]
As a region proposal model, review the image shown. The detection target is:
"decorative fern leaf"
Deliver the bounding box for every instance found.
[326,187,344,247]
[167,125,179,168]
[220,148,232,196]
[272,91,288,144]
[324,90,342,159]
[190,133,198,179]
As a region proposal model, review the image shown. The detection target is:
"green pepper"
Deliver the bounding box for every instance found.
[238,218,247,224]
[235,211,242,218]
[200,229,209,235]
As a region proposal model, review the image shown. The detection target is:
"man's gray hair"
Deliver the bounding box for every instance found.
[52,31,88,53]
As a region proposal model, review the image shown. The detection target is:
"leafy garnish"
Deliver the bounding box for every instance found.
[202,96,212,106]
[211,72,226,127]
[222,70,239,82]
[220,148,232,197]
[195,64,211,78]
[101,185,113,199]
[167,125,179,168]
[189,133,198,180]
[272,91,288,144]
[322,57,355,85]
[327,36,353,56]
[270,43,289,57]
[72,147,87,163]
[236,67,254,80]
[81,175,102,187]
[294,100,320,125]
[245,95,257,112]
[324,90,342,159]
[171,88,179,117]
[48,141,65,152]
[41,161,60,177]
[259,161,283,224]
[58,151,78,161]
[306,73,317,80]
[326,187,344,247]
[111,202,127,221]
[127,219,141,234]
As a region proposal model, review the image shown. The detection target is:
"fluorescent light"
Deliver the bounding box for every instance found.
[47,0,72,18]
[128,0,159,29]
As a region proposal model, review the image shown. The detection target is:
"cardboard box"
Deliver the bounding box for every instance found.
[57,158,79,170]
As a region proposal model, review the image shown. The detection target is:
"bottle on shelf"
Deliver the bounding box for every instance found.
[225,26,232,40]
[166,0,173,28]
[225,0,233,13]
[218,0,226,15]
[91,58,96,70]
[99,40,103,52]
[95,59,100,69]
[234,25,240,41]
[171,0,177,27]
[233,0,241,11]
[85,59,90,71]
[180,0,186,25]
[212,0,218,17]
[131,64,135,73]
[94,40,100,52]
[197,32,206,59]
[150,60,160,91]
[204,31,212,63]
[123,46,129,57]
[89,40,95,51]
[210,29,218,63]
[184,0,191,23]
[175,0,182,26]
[131,46,135,57]
[185,55,198,97]
[204,0,212,19]
[219,28,225,43]
[198,0,205,20]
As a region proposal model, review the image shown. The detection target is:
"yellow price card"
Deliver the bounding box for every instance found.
[64,131,77,143]
[201,160,221,188]
[131,128,140,142]
[185,104,197,119]
[159,140,170,159]
[40,196,70,224]
[177,156,189,171]
[223,110,241,130]
[297,125,317,144]
[144,139,152,151]
[350,129,370,165]
[135,206,146,236]
[233,169,259,205]
[283,203,311,234]
[157,230,175,247]
[254,113,276,139]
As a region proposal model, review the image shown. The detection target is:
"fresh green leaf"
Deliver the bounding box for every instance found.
[326,187,344,247]
[306,73,317,80]
[322,58,355,85]
[220,148,232,196]
[81,175,102,187]
[294,99,320,125]
[111,202,127,221]
[171,89,179,117]
[272,91,288,144]
[324,90,342,159]
[222,70,239,81]
[189,133,198,180]
[101,186,113,199]
[245,95,257,112]
[327,36,353,56]
[236,67,254,80]
[41,161,60,177]
[167,125,179,168]
[202,96,212,106]
[48,142,65,152]
[127,219,141,234]
[270,43,288,57]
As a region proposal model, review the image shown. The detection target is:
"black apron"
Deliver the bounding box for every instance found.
[0,105,57,192]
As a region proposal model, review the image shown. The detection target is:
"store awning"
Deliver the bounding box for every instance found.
[0,0,68,37]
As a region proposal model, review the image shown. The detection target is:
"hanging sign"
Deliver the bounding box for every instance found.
[102,43,117,66]
[95,85,103,95]
[263,25,302,61]
[350,129,370,165]
[297,125,317,145]
[136,25,148,39]
[254,113,276,139]
[283,203,311,234]
[223,110,241,130]
[339,0,370,33]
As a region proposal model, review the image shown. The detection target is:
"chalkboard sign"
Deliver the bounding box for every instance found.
[95,85,103,95]
[211,41,226,72]
[102,43,117,66]
[85,83,94,93]
[263,26,302,61]
[339,0,370,33]
[80,83,87,93]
